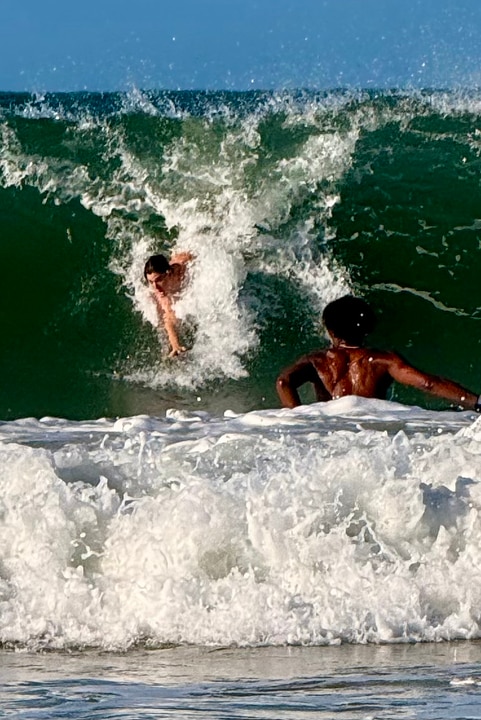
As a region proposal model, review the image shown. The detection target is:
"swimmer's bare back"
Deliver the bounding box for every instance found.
[277,347,478,410]
[310,348,398,399]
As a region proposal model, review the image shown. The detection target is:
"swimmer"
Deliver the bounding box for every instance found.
[144,252,194,357]
[276,295,480,411]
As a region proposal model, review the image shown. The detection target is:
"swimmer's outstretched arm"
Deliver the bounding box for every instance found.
[387,353,478,409]
[277,355,330,408]
[157,294,186,358]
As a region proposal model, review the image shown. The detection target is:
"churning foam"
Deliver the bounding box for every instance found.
[1,398,481,650]
[114,98,360,386]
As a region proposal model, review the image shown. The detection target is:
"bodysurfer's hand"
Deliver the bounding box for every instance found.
[167,346,187,358]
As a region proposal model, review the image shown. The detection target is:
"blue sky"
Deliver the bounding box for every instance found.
[2,0,481,91]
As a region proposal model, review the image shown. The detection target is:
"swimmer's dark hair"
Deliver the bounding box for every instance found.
[144,254,170,279]
[322,295,376,346]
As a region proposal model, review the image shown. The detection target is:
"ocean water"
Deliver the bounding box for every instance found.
[3,643,481,719]
[2,88,481,418]
[2,89,481,717]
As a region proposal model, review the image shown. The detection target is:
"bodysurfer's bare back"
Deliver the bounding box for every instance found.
[276,295,479,411]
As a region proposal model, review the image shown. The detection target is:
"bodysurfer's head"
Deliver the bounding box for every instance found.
[322,295,376,346]
[144,254,170,279]
[144,254,172,295]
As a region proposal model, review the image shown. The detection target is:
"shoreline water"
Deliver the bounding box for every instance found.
[4,640,481,681]
[3,642,481,719]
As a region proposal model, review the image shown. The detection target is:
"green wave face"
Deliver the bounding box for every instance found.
[1,89,480,419]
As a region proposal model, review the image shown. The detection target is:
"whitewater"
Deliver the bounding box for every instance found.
[1,397,480,650]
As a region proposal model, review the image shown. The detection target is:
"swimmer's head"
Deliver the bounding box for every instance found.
[144,254,170,279]
[322,295,376,346]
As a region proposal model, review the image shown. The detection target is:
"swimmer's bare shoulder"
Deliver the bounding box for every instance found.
[278,349,329,379]
[170,251,195,266]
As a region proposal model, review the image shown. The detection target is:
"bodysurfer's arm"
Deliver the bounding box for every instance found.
[157,294,186,357]
[387,353,478,409]
[277,355,330,408]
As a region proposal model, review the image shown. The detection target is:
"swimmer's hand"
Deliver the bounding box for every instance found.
[167,346,187,359]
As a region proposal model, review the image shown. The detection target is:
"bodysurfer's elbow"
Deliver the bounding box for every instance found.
[276,374,299,408]
[276,374,290,395]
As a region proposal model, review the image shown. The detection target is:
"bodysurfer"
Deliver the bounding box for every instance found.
[276,295,480,411]
[144,252,194,358]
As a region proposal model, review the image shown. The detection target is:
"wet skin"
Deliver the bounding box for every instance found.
[146,263,189,357]
[277,338,478,410]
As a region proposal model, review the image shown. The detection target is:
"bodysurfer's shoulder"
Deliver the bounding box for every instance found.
[277,350,323,384]
[170,251,195,266]
[281,349,329,373]
[370,349,412,369]
[344,347,403,364]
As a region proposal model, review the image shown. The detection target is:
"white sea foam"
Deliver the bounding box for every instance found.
[0,398,480,650]
[113,103,358,385]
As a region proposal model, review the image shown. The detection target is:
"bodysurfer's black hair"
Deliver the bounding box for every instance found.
[322,295,376,346]
[144,254,170,279]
